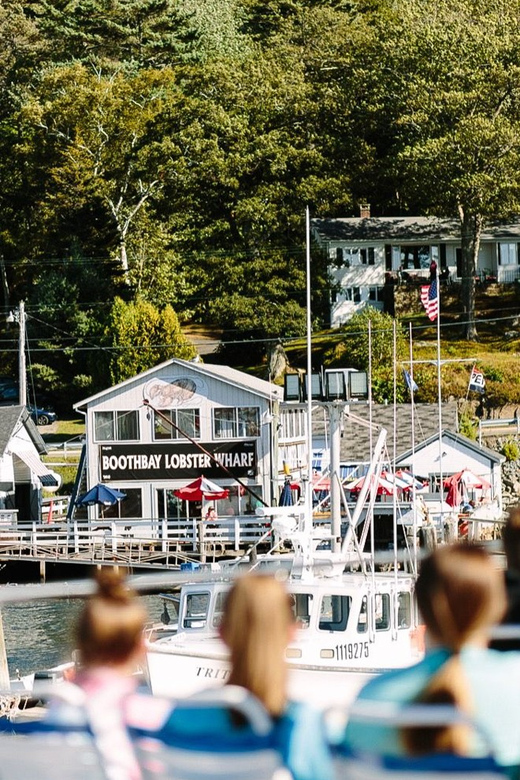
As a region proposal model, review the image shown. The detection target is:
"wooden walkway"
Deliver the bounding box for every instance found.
[0,515,276,571]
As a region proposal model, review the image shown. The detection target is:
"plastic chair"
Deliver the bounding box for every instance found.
[129,685,292,780]
[333,701,507,780]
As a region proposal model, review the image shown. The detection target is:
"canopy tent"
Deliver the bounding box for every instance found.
[312,474,331,492]
[443,468,492,508]
[173,476,229,502]
[346,474,396,496]
[76,483,127,507]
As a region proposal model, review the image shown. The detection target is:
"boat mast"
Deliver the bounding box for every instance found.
[304,207,313,540]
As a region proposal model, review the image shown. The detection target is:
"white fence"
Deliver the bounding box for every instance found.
[0,515,274,568]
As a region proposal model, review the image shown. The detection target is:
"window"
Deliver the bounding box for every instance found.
[156,489,183,520]
[104,488,142,519]
[213,407,260,439]
[94,411,114,441]
[154,409,200,440]
[291,593,313,629]
[398,592,411,629]
[319,594,351,632]
[183,592,210,629]
[375,593,390,631]
[357,596,368,633]
[212,591,228,628]
[94,410,139,441]
[499,243,517,265]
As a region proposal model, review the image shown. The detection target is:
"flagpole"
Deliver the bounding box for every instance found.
[409,322,417,575]
[436,269,444,531]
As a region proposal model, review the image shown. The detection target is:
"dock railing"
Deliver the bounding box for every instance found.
[0,514,274,568]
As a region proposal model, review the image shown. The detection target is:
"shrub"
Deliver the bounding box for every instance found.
[502,439,520,462]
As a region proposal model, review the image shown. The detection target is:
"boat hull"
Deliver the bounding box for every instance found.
[146,641,412,709]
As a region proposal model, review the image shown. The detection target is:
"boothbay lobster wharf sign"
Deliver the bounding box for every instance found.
[100,441,257,481]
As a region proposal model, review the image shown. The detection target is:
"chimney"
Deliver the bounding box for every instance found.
[359,203,371,219]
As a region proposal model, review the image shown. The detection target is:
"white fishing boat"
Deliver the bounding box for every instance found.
[145,427,425,710]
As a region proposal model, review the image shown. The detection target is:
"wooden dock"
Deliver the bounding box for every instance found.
[0,514,276,572]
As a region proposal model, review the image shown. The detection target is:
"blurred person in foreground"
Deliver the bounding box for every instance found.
[490,505,520,651]
[343,544,520,774]
[151,574,333,780]
[48,568,147,780]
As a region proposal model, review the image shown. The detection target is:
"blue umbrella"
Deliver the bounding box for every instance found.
[279,479,293,507]
[76,483,127,507]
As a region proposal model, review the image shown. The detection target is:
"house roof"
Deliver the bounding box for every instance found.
[396,428,505,465]
[313,402,459,463]
[0,406,46,456]
[74,358,282,410]
[312,216,520,244]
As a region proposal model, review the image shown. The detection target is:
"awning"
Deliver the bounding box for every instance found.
[13,450,60,487]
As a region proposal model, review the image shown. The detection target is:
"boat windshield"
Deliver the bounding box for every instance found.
[319,595,351,632]
[291,593,313,629]
[183,592,210,629]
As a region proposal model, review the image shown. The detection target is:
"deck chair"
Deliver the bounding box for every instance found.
[129,685,292,780]
[0,716,107,780]
[332,701,506,780]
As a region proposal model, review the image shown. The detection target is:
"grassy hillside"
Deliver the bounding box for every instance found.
[279,282,520,409]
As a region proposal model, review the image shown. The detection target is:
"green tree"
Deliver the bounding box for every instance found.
[331,308,407,372]
[373,0,520,339]
[105,297,196,384]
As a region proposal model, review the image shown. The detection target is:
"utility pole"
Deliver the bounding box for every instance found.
[18,301,26,407]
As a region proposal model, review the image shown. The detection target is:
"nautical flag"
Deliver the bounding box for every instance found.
[468,367,486,394]
[403,369,418,394]
[420,277,439,321]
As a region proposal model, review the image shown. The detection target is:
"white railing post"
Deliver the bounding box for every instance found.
[234,517,240,549]
[161,518,167,553]
[111,522,117,555]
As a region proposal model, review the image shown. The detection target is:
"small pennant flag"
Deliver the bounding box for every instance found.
[468,367,486,394]
[420,277,439,321]
[403,369,418,394]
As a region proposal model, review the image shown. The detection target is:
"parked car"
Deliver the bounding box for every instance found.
[28,405,57,426]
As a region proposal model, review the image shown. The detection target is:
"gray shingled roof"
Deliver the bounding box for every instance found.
[0,406,46,456]
[313,402,459,463]
[312,216,520,244]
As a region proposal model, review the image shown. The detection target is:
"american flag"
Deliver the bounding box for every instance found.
[420,277,438,321]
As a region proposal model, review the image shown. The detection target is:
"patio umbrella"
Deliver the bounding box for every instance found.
[76,483,127,506]
[173,476,229,502]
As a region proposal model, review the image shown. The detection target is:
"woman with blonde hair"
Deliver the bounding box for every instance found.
[161,574,333,780]
[48,568,148,780]
[343,544,520,772]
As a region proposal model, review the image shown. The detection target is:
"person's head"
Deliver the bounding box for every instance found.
[416,543,506,650]
[220,575,294,717]
[76,568,147,670]
[503,506,520,571]
[402,544,506,756]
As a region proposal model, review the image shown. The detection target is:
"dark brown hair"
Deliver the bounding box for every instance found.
[502,506,520,571]
[402,544,506,755]
[76,568,146,668]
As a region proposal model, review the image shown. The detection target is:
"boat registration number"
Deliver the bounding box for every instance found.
[334,642,369,661]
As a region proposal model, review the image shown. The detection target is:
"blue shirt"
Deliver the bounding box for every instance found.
[163,699,333,780]
[343,646,520,769]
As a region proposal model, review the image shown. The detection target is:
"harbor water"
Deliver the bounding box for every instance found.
[1,592,167,678]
